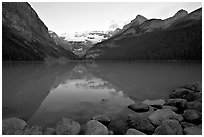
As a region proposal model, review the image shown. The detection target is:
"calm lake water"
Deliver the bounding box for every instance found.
[2,61,202,133]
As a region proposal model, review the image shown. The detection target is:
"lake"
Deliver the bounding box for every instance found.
[2,61,202,133]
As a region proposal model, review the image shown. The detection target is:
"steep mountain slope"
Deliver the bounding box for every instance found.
[2,2,78,61]
[85,8,202,60]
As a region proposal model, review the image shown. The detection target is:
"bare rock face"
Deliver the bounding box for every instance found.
[2,2,49,40]
[84,120,108,135]
[148,109,183,126]
[2,2,78,61]
[55,118,81,135]
[164,9,188,28]
[126,128,146,135]
[2,117,28,135]
[154,119,183,135]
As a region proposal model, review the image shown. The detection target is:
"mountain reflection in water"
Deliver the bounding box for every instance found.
[2,61,201,129]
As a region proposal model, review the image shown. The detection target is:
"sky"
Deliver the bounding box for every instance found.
[29,2,202,35]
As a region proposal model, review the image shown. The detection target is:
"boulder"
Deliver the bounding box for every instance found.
[128,103,149,112]
[193,92,202,102]
[183,109,201,123]
[186,101,202,112]
[92,114,111,126]
[55,118,81,135]
[169,88,196,101]
[180,122,196,128]
[162,105,178,112]
[164,98,187,112]
[85,120,108,135]
[126,128,146,135]
[181,81,202,92]
[183,127,202,135]
[154,119,183,135]
[134,118,155,134]
[148,109,183,126]
[44,127,55,135]
[24,126,43,135]
[2,117,28,135]
[142,99,166,106]
[108,130,114,135]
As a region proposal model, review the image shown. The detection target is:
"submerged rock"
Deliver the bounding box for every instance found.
[92,114,111,126]
[126,128,146,135]
[85,120,108,135]
[183,109,201,123]
[128,103,149,112]
[148,109,183,126]
[55,118,81,135]
[44,127,55,135]
[142,99,166,107]
[108,130,114,135]
[24,126,43,135]
[2,117,28,135]
[154,119,183,135]
[183,127,202,135]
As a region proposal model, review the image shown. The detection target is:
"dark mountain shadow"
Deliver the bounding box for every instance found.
[2,62,76,121]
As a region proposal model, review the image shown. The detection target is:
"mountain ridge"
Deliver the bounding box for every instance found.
[84,7,202,60]
[2,2,78,61]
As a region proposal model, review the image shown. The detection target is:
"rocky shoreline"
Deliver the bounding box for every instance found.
[3,81,202,135]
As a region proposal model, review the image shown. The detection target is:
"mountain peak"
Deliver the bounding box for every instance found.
[174,9,188,18]
[132,14,148,25]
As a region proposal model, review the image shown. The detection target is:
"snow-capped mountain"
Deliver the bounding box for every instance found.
[60,31,110,44]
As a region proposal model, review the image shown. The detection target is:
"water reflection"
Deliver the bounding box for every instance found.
[2,61,202,128]
[28,64,133,127]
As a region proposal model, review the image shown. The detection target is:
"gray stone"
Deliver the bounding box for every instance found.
[181,81,202,92]
[183,109,201,123]
[134,118,155,134]
[108,130,114,135]
[2,117,28,135]
[92,114,111,126]
[128,103,149,112]
[180,122,196,128]
[164,98,187,112]
[24,126,43,135]
[148,109,183,126]
[186,101,202,112]
[56,118,81,135]
[169,88,196,101]
[154,119,183,135]
[162,105,178,112]
[126,128,146,135]
[85,120,108,135]
[44,127,55,135]
[184,127,202,135]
